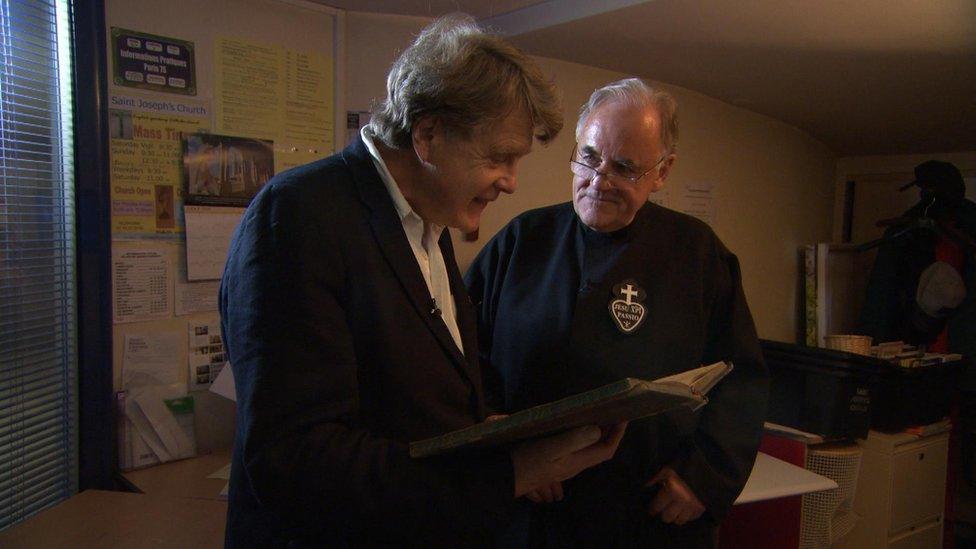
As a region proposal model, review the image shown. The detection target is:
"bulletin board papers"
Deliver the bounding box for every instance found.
[677,181,716,225]
[119,330,196,469]
[188,322,226,391]
[184,205,244,280]
[650,181,716,225]
[109,109,208,237]
[346,111,371,147]
[111,28,197,95]
[175,280,219,315]
[113,249,172,323]
[122,332,183,388]
[215,36,333,169]
[110,93,209,118]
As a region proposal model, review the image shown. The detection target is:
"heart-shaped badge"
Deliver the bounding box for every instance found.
[609,279,647,334]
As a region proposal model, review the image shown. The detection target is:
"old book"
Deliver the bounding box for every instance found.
[410,361,732,458]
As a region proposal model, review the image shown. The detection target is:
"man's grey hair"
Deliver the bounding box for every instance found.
[576,78,678,153]
[371,14,562,149]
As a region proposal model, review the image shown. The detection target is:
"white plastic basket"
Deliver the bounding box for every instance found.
[800,443,862,548]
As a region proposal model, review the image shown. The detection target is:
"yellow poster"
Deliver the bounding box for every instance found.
[110,110,206,236]
[215,36,333,171]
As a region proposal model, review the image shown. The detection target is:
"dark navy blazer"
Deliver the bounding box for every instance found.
[220,137,513,547]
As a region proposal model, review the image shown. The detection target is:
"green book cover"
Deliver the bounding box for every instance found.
[410,362,731,458]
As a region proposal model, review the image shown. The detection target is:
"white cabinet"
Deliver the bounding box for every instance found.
[835,430,948,548]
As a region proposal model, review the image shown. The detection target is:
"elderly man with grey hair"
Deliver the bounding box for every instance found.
[466,78,769,547]
[220,15,626,547]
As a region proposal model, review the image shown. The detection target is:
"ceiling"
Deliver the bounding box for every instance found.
[320,0,976,156]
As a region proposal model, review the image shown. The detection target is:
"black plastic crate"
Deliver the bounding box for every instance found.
[871,358,963,432]
[761,340,964,438]
[762,340,879,440]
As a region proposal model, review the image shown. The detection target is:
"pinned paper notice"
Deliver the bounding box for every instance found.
[113,249,172,323]
[176,280,219,315]
[676,180,715,225]
[184,205,244,281]
[123,332,182,388]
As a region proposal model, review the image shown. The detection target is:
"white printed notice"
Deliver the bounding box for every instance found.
[184,205,245,281]
[113,249,171,323]
[676,181,716,225]
[188,321,225,391]
[175,281,220,315]
[122,331,183,388]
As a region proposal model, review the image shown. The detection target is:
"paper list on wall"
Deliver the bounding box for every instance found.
[113,249,171,323]
[122,331,183,388]
[175,280,220,315]
[184,205,245,281]
[215,38,280,139]
[283,49,331,144]
[215,36,333,169]
[675,181,716,225]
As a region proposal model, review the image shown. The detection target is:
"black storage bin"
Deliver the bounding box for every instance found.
[761,340,964,438]
[871,358,964,432]
[762,340,879,440]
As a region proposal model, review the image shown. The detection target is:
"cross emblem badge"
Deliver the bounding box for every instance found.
[609,279,647,334]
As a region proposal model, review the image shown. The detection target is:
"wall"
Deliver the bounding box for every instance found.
[833,151,976,242]
[345,12,837,343]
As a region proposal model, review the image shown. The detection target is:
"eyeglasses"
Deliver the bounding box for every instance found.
[569,144,667,186]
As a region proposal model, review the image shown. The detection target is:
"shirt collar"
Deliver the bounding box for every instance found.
[361,125,445,244]
[361,125,414,222]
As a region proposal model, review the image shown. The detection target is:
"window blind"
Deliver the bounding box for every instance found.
[0,0,78,529]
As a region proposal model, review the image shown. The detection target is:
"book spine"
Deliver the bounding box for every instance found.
[804,244,817,346]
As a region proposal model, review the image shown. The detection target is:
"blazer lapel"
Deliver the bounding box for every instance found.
[440,231,487,416]
[342,137,474,385]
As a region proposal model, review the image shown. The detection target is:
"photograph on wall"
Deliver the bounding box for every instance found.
[183,133,274,207]
[112,27,196,95]
[188,322,226,391]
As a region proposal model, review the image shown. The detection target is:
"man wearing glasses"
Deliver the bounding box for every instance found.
[466,78,768,547]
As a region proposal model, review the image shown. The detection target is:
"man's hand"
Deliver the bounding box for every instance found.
[525,481,563,503]
[491,415,563,503]
[646,466,705,525]
[511,422,627,498]
[488,415,563,503]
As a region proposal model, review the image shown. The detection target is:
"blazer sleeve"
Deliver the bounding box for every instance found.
[221,180,513,541]
[670,246,770,521]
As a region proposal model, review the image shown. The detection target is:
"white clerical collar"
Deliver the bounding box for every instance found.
[360,125,445,236]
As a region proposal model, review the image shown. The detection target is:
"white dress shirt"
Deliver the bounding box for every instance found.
[360,126,464,354]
